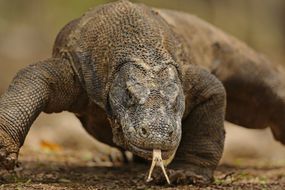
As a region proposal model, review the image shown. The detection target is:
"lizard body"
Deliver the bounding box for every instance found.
[1,0,285,184]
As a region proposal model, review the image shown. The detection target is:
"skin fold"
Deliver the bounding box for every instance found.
[1,0,285,185]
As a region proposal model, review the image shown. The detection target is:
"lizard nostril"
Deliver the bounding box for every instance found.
[141,127,147,135]
[168,130,174,138]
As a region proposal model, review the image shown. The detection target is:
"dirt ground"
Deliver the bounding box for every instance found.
[1,1,285,189]
[1,113,285,190]
[0,148,285,190]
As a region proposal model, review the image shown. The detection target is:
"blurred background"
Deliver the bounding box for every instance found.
[0,0,285,164]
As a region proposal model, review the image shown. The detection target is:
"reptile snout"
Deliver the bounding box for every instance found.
[138,123,175,140]
[123,115,181,160]
[127,115,180,151]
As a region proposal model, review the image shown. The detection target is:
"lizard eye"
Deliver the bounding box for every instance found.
[126,81,150,105]
[161,83,179,104]
[126,89,136,107]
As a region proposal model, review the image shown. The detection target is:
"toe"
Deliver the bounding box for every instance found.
[0,148,8,162]
[109,148,124,163]
[3,152,17,170]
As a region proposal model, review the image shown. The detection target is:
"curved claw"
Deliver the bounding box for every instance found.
[0,131,19,170]
[0,149,18,170]
[0,148,8,159]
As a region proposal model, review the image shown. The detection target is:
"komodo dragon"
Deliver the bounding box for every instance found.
[1,0,285,185]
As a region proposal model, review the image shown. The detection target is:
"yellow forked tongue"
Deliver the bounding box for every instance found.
[146,149,170,184]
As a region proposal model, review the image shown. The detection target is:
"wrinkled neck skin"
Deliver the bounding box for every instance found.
[108,60,185,161]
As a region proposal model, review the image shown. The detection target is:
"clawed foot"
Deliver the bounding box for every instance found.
[93,147,130,165]
[108,148,130,164]
[150,169,212,185]
[0,130,19,170]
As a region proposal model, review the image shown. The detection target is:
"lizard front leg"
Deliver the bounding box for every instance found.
[153,65,226,185]
[0,58,87,169]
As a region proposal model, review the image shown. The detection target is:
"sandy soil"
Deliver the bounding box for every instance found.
[0,148,285,190]
[1,1,285,189]
[1,112,285,189]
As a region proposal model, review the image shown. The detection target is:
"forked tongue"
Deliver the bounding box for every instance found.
[146,149,170,184]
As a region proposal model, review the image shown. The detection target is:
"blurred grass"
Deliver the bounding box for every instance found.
[0,0,110,49]
[0,0,284,89]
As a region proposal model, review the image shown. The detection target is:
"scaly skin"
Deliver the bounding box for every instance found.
[0,0,285,185]
[159,9,285,143]
[0,58,88,169]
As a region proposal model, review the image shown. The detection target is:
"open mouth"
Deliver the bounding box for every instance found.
[128,143,174,160]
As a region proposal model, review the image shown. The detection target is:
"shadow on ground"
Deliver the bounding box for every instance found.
[0,149,285,190]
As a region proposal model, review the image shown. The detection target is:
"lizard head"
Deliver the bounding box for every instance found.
[108,60,185,161]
